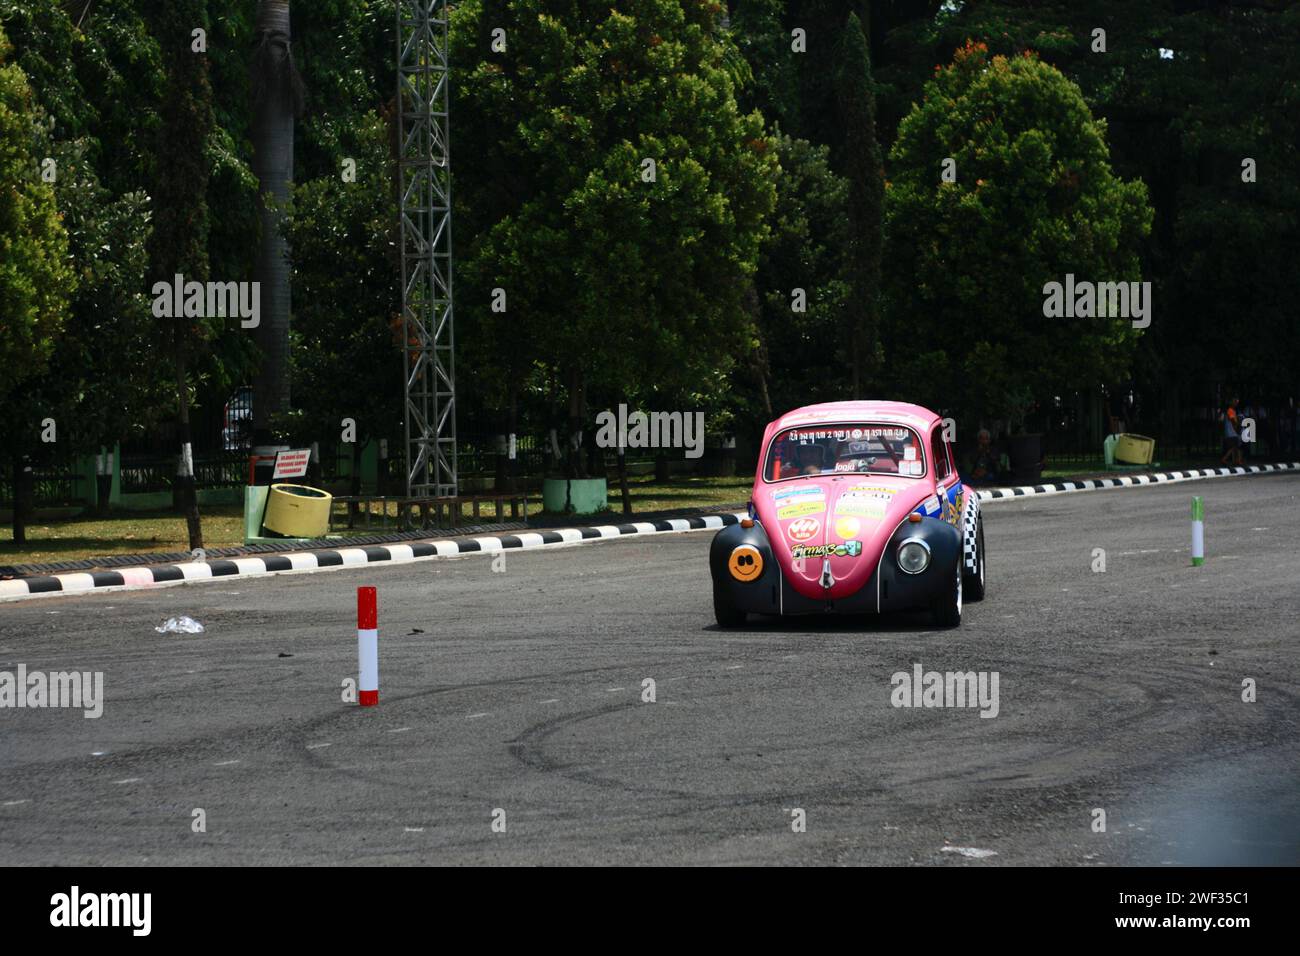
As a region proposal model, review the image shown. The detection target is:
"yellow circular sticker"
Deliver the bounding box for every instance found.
[835,516,861,539]
[727,545,764,582]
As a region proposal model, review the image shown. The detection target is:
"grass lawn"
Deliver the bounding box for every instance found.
[609,474,751,513]
[0,507,247,566]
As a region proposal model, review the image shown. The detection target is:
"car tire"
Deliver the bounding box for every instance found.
[931,557,963,627]
[964,517,987,602]
[713,587,747,628]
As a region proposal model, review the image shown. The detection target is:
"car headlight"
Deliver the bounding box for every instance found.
[896,537,931,575]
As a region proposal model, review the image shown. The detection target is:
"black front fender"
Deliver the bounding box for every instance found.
[872,516,962,612]
[709,521,782,614]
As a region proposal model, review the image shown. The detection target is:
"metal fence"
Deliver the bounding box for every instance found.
[453,432,667,480]
[221,386,254,452]
[1031,388,1243,465]
[119,452,248,494]
[457,433,548,481]
[0,460,86,507]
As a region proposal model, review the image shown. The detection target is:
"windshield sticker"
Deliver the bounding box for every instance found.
[903,446,917,460]
[785,427,909,443]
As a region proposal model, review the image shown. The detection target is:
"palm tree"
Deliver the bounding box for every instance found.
[250,0,303,438]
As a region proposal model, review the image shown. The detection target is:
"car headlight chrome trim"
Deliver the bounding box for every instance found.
[896,537,931,575]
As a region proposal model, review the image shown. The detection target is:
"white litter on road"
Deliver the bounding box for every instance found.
[155,616,205,634]
[941,846,998,859]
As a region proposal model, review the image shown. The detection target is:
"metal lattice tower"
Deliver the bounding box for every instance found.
[397,0,457,498]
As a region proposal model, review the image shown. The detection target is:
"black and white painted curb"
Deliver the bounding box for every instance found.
[973,461,1299,501]
[0,514,747,601]
[2,462,1296,602]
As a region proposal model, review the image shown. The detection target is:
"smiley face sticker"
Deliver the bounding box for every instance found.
[727,545,764,582]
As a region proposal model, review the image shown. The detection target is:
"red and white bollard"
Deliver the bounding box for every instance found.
[357,586,379,706]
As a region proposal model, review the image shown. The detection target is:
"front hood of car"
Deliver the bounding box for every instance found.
[758,475,932,600]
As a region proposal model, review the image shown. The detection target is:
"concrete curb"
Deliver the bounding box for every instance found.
[973,461,1299,502]
[0,520,533,579]
[0,513,748,602]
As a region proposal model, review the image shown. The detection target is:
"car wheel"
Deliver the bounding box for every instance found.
[713,587,747,628]
[964,518,987,602]
[931,557,963,628]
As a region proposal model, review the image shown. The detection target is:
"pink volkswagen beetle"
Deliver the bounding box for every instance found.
[709,401,986,627]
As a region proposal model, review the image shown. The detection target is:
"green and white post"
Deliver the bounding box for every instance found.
[1191,496,1205,566]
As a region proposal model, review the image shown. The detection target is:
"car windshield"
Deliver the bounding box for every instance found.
[763,424,925,481]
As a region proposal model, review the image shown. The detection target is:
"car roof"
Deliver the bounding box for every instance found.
[768,401,941,436]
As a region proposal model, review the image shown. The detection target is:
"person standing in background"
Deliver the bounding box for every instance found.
[1107,391,1126,437]
[1220,396,1243,466]
[968,428,1000,485]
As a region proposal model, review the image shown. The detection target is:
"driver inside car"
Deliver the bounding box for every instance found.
[868,441,900,472]
[780,442,829,477]
[835,439,898,473]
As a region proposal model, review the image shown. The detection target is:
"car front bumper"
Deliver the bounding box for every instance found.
[709,518,961,616]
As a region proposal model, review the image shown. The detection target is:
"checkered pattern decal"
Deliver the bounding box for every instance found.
[961,491,981,575]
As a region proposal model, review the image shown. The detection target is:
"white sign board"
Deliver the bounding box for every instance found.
[272,448,312,480]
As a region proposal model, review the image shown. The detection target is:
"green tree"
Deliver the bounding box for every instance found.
[729,0,799,126]
[728,1,889,409]
[834,11,884,396]
[451,0,778,478]
[885,1,1300,441]
[751,133,851,419]
[13,139,164,520]
[735,0,874,143]
[884,42,1152,425]
[0,25,75,544]
[1147,6,1300,406]
[284,113,401,498]
[0,0,167,198]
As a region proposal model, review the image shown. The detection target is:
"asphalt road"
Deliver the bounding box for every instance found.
[1,475,1297,865]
